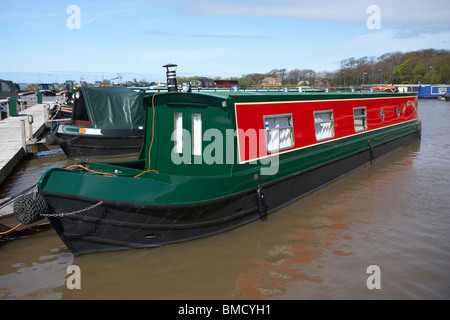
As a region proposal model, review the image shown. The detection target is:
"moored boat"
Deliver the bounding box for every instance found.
[13,65,422,256]
[46,86,146,159]
[417,85,450,98]
[48,104,73,120]
[372,86,397,92]
[438,93,450,101]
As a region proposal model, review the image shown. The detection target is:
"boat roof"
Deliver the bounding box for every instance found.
[149,89,417,104]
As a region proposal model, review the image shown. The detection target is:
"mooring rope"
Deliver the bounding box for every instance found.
[0,185,38,235]
[0,184,37,210]
[0,223,22,235]
[0,182,103,235]
[64,164,117,177]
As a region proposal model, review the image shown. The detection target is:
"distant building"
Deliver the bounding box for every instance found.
[261,77,282,88]
[314,79,324,87]
[192,77,215,88]
[214,79,239,88]
[313,79,330,88]
[297,80,310,86]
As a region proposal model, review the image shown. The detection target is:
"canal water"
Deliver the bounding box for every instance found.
[0,99,449,300]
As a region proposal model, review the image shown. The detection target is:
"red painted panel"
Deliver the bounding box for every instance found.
[235,96,418,163]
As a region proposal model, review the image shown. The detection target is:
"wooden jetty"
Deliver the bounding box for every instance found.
[0,102,51,186]
[0,102,53,233]
[0,99,73,234]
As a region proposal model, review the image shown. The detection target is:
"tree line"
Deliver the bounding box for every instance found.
[238,49,450,88]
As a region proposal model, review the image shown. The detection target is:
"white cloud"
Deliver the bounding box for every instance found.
[330,30,450,62]
[180,0,450,32]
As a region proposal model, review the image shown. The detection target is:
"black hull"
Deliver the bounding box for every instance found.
[49,107,72,120]
[42,91,56,96]
[43,129,421,256]
[54,111,72,119]
[49,132,144,159]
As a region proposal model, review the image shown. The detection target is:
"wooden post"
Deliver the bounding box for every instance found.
[28,115,34,140]
[21,120,27,151]
[44,104,49,126]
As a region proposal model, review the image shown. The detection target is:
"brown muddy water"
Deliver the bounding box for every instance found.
[0,99,449,300]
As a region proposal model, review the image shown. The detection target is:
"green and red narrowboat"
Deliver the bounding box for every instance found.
[13,67,421,256]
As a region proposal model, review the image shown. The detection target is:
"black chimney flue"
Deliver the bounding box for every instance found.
[163,63,178,92]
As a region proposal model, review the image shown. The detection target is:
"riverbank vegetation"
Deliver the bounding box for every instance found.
[238,49,450,88]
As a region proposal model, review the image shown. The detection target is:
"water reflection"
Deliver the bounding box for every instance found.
[235,142,422,299]
[0,225,73,299]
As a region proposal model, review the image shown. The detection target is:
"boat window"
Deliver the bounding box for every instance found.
[1,82,11,92]
[380,109,385,122]
[314,110,334,141]
[397,106,401,117]
[174,112,183,153]
[192,113,202,156]
[353,107,367,132]
[264,114,294,153]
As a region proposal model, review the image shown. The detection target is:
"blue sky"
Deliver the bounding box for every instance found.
[1,0,450,83]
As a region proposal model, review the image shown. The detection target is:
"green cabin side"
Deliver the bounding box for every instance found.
[140,91,236,177]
